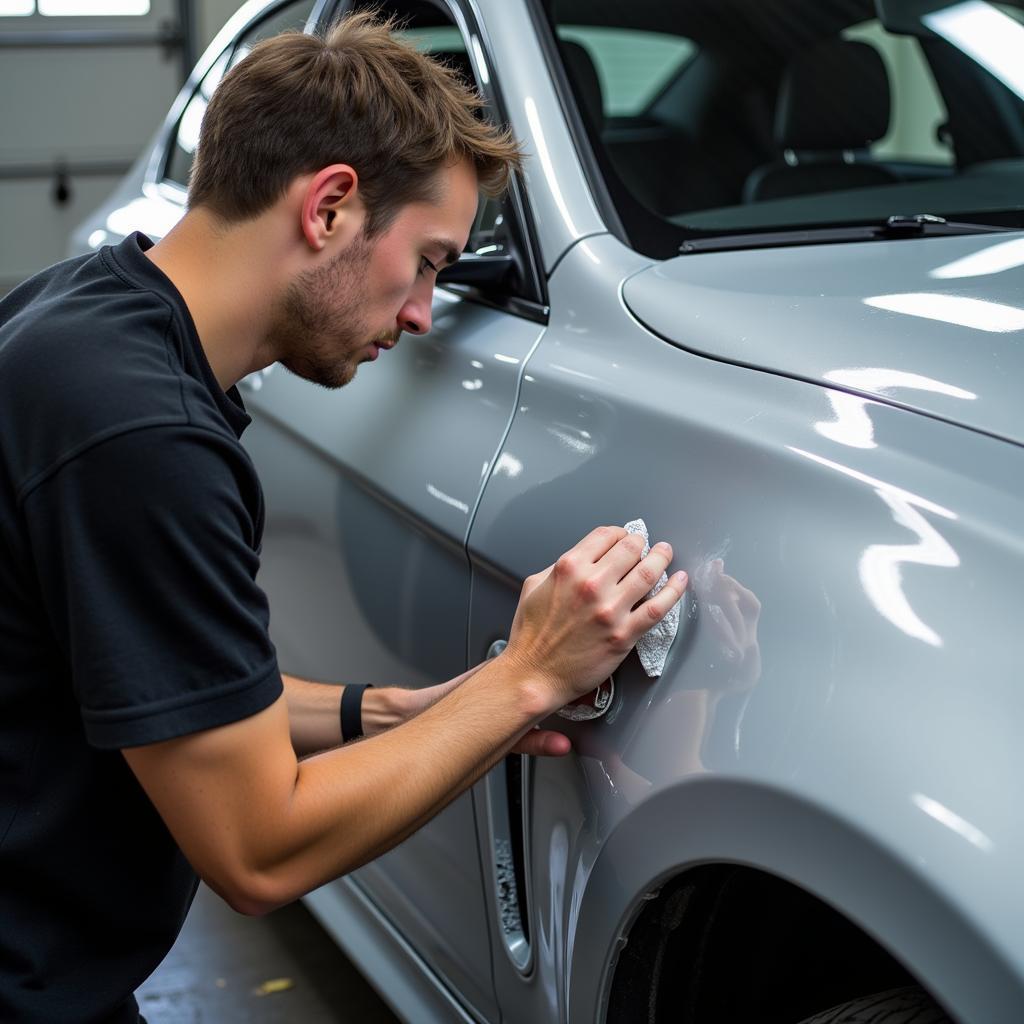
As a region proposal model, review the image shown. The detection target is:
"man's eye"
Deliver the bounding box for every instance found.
[419,256,437,277]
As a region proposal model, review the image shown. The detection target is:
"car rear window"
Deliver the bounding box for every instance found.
[546,0,1024,257]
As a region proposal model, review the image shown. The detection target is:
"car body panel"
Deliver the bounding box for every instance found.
[240,286,544,1022]
[622,231,1024,447]
[66,0,1024,1020]
[468,232,1024,1024]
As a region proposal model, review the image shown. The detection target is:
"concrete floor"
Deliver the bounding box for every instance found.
[136,883,400,1023]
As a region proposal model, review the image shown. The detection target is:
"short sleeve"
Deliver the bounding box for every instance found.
[22,425,282,749]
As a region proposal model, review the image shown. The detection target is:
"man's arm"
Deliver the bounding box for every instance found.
[122,526,687,916]
[281,665,487,758]
[124,655,548,915]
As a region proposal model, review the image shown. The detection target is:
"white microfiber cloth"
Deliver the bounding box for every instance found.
[624,518,681,677]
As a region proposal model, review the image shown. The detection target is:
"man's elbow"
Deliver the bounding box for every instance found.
[205,869,293,918]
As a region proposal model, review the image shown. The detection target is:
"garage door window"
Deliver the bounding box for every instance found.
[0,1,149,12]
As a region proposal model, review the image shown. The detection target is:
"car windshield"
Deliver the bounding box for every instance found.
[547,0,1024,257]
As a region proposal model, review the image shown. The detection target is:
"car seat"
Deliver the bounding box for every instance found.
[743,38,900,203]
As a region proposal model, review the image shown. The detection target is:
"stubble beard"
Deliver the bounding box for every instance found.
[273,233,380,391]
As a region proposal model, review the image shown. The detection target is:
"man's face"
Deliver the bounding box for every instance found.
[273,159,478,389]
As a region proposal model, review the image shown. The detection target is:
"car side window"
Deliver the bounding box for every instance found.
[556,26,696,118]
[162,0,317,191]
[842,18,953,167]
[392,13,543,309]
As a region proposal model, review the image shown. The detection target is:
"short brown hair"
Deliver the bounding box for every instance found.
[188,10,524,235]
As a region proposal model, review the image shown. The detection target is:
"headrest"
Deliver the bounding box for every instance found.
[560,39,605,132]
[776,39,891,151]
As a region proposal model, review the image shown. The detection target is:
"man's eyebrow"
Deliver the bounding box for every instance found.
[429,238,463,269]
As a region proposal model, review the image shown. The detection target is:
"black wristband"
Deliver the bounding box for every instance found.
[340,683,373,743]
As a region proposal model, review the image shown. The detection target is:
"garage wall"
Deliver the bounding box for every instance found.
[0,0,246,294]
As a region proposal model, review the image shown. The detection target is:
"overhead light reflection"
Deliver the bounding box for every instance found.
[176,96,206,155]
[470,35,490,84]
[426,483,469,514]
[547,425,595,456]
[815,367,975,449]
[106,197,183,240]
[827,367,976,401]
[549,363,598,382]
[859,489,959,647]
[524,96,579,237]
[912,792,993,852]
[865,292,1024,332]
[789,447,957,646]
[930,237,1024,279]
[815,391,877,449]
[924,1,1024,101]
[493,452,523,478]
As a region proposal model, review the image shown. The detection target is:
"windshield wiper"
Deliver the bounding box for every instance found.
[679,214,1009,255]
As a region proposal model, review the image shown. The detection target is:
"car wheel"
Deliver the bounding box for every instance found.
[794,984,952,1023]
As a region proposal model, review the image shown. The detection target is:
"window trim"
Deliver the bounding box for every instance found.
[327,0,549,318]
[523,0,625,246]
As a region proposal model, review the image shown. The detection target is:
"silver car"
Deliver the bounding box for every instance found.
[72,0,1024,1021]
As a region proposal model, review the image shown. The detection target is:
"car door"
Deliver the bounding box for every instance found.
[240,2,548,1016]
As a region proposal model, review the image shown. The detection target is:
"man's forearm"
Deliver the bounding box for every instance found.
[251,656,546,911]
[281,663,488,757]
[282,674,405,757]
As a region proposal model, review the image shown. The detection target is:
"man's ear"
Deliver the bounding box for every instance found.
[300,164,364,251]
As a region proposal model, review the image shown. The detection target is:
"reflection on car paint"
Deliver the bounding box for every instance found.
[911,792,994,853]
[524,95,582,238]
[864,292,1024,332]
[930,237,1024,279]
[815,368,978,449]
[105,196,182,241]
[789,446,958,647]
[425,482,470,515]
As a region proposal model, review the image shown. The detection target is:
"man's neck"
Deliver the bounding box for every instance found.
[144,208,283,391]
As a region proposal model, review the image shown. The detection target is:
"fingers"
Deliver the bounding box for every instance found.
[511,728,572,757]
[571,524,629,565]
[625,570,688,639]
[616,541,674,605]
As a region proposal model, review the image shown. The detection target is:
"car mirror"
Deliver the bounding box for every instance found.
[438,246,516,289]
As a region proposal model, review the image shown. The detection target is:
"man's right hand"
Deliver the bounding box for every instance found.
[122,526,687,917]
[504,525,688,713]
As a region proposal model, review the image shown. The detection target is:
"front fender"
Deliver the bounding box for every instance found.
[566,776,1022,1024]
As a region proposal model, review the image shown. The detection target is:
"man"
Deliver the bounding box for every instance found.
[0,13,687,1022]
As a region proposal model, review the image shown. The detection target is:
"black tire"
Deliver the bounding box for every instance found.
[795,984,953,1024]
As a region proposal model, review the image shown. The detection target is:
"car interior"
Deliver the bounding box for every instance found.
[544,0,1024,256]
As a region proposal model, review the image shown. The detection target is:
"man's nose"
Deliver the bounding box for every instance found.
[398,292,433,336]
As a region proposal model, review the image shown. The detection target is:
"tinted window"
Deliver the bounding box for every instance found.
[549,0,1024,257]
[557,27,695,117]
[163,0,316,190]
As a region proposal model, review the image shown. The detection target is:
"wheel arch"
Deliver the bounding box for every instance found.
[564,777,1021,1024]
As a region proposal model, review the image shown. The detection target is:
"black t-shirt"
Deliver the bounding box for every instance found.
[0,233,282,1022]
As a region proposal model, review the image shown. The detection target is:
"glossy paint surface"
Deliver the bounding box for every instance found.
[67,0,1024,1020]
[469,232,1024,1023]
[623,231,1024,446]
[242,286,543,1022]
